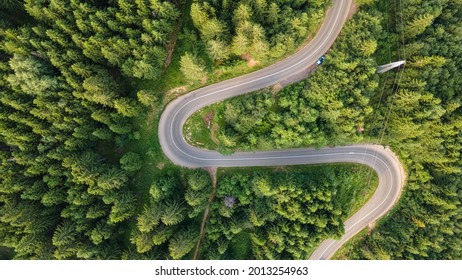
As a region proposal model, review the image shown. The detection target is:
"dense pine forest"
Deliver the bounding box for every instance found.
[186,9,381,151]
[342,0,462,259]
[188,0,462,259]
[1,0,461,260]
[174,0,330,87]
[189,0,328,63]
[199,165,376,259]
[0,0,179,259]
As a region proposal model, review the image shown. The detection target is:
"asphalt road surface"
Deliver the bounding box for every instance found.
[159,0,405,260]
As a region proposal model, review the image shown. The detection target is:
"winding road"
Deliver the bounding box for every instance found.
[159,0,405,260]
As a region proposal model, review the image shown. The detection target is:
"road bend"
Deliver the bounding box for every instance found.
[158,0,405,260]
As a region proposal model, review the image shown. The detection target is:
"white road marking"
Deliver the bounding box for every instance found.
[168,0,346,158]
[159,0,404,261]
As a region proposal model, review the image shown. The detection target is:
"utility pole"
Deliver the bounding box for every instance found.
[377,60,406,73]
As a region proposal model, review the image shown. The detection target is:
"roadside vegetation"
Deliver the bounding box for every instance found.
[188,0,462,259]
[341,0,462,259]
[198,164,377,259]
[1,0,461,260]
[0,0,351,260]
[185,10,381,152]
[149,0,331,99]
[0,0,180,259]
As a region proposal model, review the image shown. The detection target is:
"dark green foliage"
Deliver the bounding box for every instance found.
[131,170,211,259]
[196,11,381,151]
[190,0,329,63]
[0,0,179,259]
[2,0,461,261]
[342,0,462,260]
[120,152,143,172]
[203,165,374,259]
[192,0,462,260]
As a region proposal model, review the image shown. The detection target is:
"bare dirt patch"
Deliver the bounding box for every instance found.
[241,53,251,61]
[368,222,376,233]
[210,122,220,145]
[247,59,259,67]
[163,86,188,105]
[156,162,165,170]
[348,1,359,20]
[241,53,259,67]
[200,75,208,84]
[164,33,178,68]
[166,85,188,95]
[272,82,283,95]
[202,110,215,129]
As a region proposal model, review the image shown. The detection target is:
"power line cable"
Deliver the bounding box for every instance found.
[363,0,407,195]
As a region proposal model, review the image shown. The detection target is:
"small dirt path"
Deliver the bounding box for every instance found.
[193,167,217,260]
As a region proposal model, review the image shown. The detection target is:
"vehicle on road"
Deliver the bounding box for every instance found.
[316,55,325,65]
[158,0,404,260]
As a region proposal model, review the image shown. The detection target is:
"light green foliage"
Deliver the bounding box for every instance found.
[82,72,118,107]
[189,11,381,152]
[161,200,185,226]
[114,97,140,117]
[137,89,158,106]
[356,0,375,6]
[191,0,328,63]
[7,54,59,95]
[137,204,162,233]
[168,227,198,259]
[204,165,375,259]
[206,40,230,61]
[149,176,176,202]
[130,230,155,253]
[109,191,137,223]
[185,170,211,217]
[90,221,113,245]
[152,226,174,246]
[341,0,462,260]
[404,14,436,39]
[93,168,128,194]
[131,170,210,256]
[52,221,77,248]
[180,52,207,82]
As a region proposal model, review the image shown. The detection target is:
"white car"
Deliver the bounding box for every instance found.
[316,56,325,65]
